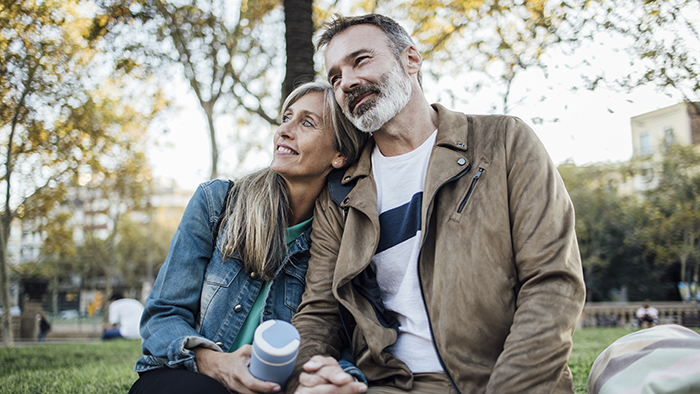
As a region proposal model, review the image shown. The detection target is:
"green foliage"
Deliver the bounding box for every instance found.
[113,213,175,289]
[92,0,287,179]
[569,0,700,105]
[560,143,700,301]
[342,0,570,113]
[0,0,167,345]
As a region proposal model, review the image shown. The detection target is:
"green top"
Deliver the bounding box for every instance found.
[229,217,313,351]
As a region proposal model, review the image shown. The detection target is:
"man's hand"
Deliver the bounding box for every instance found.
[194,345,281,394]
[295,355,367,394]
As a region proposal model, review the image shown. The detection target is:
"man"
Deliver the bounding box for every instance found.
[289,14,585,394]
[102,293,144,340]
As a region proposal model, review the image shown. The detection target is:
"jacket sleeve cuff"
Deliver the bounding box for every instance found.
[167,335,223,372]
[338,358,368,385]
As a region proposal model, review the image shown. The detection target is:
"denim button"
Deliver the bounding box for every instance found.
[215,342,223,347]
[250,272,257,279]
[234,305,243,313]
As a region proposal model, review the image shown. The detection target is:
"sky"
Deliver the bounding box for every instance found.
[146,34,685,193]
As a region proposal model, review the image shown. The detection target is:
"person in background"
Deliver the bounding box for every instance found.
[37,312,51,342]
[102,293,144,340]
[636,300,659,328]
[128,81,369,394]
[289,13,585,394]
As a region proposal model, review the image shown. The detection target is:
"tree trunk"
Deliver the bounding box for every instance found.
[51,274,58,316]
[681,254,687,284]
[203,101,219,180]
[0,213,14,346]
[693,263,699,306]
[1,99,21,347]
[282,0,315,103]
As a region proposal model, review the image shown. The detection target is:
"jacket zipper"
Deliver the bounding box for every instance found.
[417,164,470,394]
[457,167,484,213]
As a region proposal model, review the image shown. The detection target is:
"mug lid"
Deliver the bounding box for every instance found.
[254,320,300,357]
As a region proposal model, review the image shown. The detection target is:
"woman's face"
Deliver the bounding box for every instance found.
[270,92,346,184]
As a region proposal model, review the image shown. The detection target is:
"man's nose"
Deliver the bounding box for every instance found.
[339,68,361,92]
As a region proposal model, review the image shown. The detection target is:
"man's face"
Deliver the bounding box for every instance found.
[324,24,412,132]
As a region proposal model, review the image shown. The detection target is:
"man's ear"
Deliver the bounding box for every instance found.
[403,45,422,76]
[332,153,347,169]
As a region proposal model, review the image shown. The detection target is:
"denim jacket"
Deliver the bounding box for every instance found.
[135,179,311,373]
[134,180,364,383]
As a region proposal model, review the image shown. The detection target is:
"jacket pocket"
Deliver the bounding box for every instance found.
[204,257,243,287]
[457,166,486,213]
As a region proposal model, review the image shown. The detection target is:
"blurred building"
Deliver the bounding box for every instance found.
[629,102,700,192]
[6,176,192,315]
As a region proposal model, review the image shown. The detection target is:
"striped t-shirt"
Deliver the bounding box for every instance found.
[370,130,442,373]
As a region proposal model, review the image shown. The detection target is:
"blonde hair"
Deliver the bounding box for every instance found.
[219,81,367,279]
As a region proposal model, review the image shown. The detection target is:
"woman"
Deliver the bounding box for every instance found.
[129,81,367,394]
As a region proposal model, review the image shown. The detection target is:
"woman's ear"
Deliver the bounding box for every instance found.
[332,153,347,169]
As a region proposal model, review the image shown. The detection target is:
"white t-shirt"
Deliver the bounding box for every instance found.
[109,298,145,339]
[370,130,443,373]
[636,306,659,320]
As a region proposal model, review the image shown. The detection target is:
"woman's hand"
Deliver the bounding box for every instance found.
[194,345,281,393]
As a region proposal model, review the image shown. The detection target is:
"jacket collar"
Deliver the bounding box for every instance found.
[432,103,469,152]
[340,103,470,184]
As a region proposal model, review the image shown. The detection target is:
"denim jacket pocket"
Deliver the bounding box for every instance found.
[200,256,244,326]
[204,252,243,287]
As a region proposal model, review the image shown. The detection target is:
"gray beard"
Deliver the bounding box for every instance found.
[344,64,412,133]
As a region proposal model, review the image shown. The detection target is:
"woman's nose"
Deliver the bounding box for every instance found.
[276,122,294,139]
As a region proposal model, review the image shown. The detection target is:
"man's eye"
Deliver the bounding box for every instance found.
[356,56,368,65]
[330,76,340,85]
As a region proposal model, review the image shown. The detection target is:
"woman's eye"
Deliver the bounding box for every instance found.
[303,119,314,127]
[282,114,291,122]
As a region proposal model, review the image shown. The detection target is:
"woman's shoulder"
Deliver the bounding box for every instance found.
[183,179,234,221]
[199,179,234,193]
[196,179,234,204]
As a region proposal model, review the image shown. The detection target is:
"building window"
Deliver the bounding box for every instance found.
[640,133,652,155]
[663,126,674,149]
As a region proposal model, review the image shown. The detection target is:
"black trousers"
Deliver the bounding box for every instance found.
[129,368,230,394]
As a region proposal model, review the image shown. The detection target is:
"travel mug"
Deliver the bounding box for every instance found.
[249,319,300,388]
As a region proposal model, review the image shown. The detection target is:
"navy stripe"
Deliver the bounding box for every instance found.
[376,192,422,254]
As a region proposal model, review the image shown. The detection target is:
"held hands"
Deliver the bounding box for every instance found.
[295,355,367,394]
[194,345,281,394]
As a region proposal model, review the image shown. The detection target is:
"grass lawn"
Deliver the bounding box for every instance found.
[0,340,142,394]
[1,327,698,393]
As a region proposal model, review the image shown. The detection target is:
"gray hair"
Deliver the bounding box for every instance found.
[317,14,422,87]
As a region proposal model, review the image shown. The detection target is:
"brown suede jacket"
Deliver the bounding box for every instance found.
[288,104,586,394]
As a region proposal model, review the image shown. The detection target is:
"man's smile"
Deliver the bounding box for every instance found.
[346,84,381,114]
